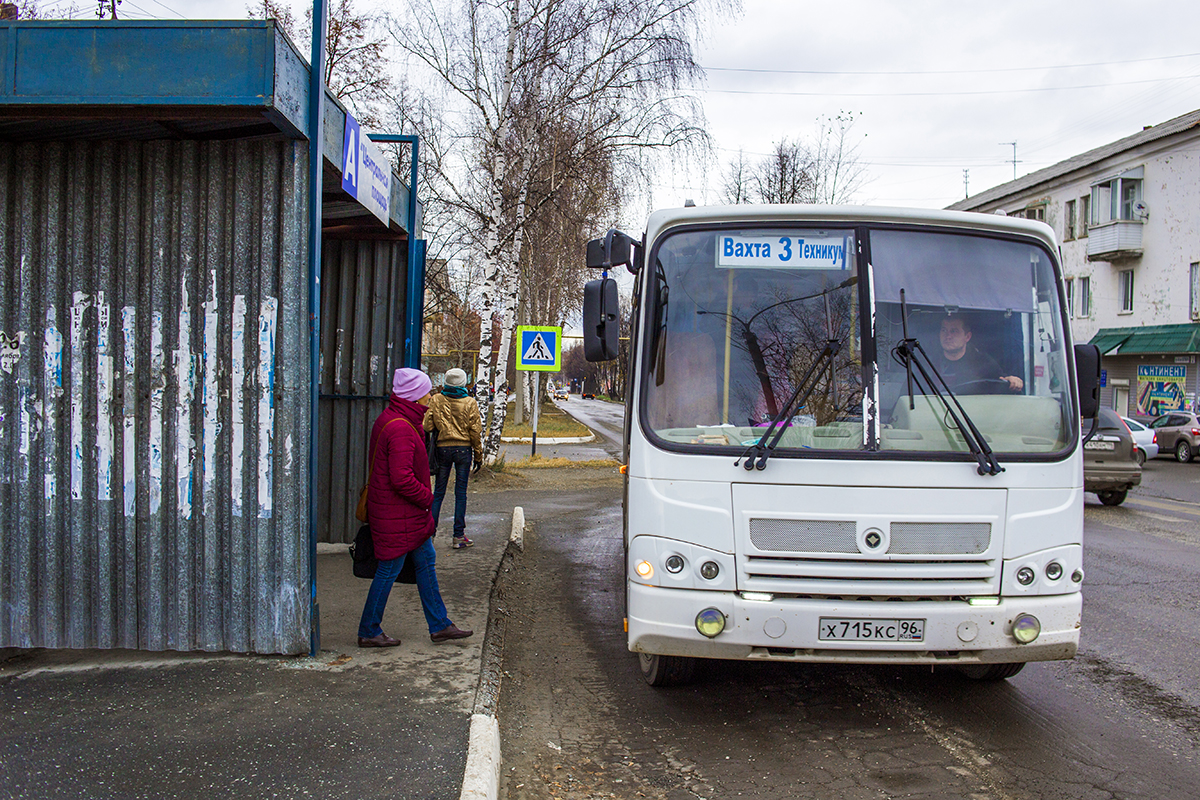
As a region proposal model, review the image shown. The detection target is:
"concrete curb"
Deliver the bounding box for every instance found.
[458,506,525,800]
[459,714,501,800]
[499,433,595,444]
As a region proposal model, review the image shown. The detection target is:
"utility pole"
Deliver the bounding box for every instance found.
[963,169,969,199]
[999,141,1020,180]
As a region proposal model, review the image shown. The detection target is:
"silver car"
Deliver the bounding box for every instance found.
[1121,416,1159,465]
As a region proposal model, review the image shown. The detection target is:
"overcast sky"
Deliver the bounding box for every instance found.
[134,0,1200,212]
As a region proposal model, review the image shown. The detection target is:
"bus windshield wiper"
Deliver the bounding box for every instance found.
[891,290,1003,477]
[735,337,843,471]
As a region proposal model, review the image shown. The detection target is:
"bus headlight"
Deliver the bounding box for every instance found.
[700,561,720,580]
[634,560,654,580]
[695,608,726,638]
[665,555,685,574]
[1016,566,1036,586]
[1012,613,1041,644]
[1044,561,1063,581]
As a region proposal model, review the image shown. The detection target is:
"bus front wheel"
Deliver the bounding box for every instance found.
[958,662,1026,681]
[638,652,696,687]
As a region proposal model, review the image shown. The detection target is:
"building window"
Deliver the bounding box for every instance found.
[1079,196,1089,237]
[1008,206,1045,221]
[1065,277,1074,315]
[1091,170,1143,224]
[1191,262,1199,320]
[1065,199,1076,240]
[1119,269,1134,313]
[1078,276,1091,317]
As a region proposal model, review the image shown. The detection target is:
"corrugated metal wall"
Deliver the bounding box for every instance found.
[317,239,407,544]
[0,139,311,654]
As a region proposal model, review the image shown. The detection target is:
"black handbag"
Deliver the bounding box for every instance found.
[427,427,440,470]
[350,525,416,583]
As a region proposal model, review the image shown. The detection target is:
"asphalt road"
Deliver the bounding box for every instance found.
[499,405,1200,799]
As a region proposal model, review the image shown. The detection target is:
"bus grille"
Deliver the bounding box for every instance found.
[743,518,998,597]
[749,519,991,555]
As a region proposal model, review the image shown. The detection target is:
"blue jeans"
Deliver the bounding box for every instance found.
[357,537,453,639]
[431,446,473,538]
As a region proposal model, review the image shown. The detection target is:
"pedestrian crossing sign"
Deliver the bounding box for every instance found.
[516,326,561,372]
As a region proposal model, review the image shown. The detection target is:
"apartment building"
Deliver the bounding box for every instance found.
[948,109,1200,416]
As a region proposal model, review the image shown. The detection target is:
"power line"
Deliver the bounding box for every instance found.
[696,74,1200,98]
[702,51,1200,77]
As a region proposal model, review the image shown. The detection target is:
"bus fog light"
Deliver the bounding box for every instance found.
[1016,566,1036,585]
[700,561,720,580]
[695,608,726,638]
[1045,561,1063,581]
[1012,614,1040,644]
[1071,569,1084,583]
[635,560,654,580]
[665,555,685,574]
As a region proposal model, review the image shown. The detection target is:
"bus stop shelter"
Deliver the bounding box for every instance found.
[0,20,423,654]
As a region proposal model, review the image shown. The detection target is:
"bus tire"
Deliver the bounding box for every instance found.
[958,662,1026,681]
[638,652,696,687]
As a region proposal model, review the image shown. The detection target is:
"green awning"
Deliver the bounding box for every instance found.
[1089,324,1200,355]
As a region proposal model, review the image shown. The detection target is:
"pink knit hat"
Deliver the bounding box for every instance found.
[392,368,432,401]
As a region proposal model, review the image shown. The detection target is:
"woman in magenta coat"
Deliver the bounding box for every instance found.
[357,368,473,647]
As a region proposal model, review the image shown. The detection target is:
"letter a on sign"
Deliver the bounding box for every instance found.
[341,115,360,194]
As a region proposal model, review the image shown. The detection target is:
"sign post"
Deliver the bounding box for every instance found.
[515,326,562,457]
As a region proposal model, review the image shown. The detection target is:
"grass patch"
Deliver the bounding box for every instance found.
[501,400,591,438]
[506,454,621,469]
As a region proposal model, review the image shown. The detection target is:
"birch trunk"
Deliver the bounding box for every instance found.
[480,146,535,463]
[473,0,520,453]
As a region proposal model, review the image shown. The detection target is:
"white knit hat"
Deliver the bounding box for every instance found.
[445,368,468,387]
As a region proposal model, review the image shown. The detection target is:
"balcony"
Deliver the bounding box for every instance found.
[1086,220,1143,262]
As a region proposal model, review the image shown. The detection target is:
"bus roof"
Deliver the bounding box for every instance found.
[644,204,1058,251]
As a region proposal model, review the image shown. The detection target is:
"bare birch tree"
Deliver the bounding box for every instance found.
[391,0,713,461]
[808,111,868,204]
[755,137,813,204]
[720,113,867,206]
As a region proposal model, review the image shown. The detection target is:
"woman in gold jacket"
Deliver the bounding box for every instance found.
[423,368,484,548]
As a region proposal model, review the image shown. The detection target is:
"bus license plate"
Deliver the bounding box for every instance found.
[819,618,925,642]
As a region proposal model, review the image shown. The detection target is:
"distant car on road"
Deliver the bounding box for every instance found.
[1121,416,1158,465]
[1146,411,1200,462]
[581,391,595,399]
[554,389,569,401]
[1083,408,1142,505]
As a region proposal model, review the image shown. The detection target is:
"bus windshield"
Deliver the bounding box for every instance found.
[642,225,1073,458]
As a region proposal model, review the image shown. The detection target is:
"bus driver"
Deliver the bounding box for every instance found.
[933,315,1024,393]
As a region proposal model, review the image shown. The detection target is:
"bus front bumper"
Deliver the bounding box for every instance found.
[627,583,1080,665]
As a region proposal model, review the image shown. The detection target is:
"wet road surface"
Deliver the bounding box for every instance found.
[497,428,1200,799]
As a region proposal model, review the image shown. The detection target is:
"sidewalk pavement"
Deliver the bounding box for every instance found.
[0,492,522,800]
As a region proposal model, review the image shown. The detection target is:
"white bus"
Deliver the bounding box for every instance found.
[583,205,1101,686]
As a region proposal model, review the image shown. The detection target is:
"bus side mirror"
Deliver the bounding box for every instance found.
[586,230,637,272]
[583,277,620,362]
[1074,343,1101,419]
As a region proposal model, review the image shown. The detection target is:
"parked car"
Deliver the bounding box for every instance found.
[1083,408,1142,506]
[1121,416,1159,465]
[1146,411,1200,463]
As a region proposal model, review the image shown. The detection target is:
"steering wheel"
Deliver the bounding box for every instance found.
[950,378,1012,395]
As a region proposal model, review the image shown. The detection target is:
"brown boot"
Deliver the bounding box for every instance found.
[358,633,402,647]
[430,624,473,643]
